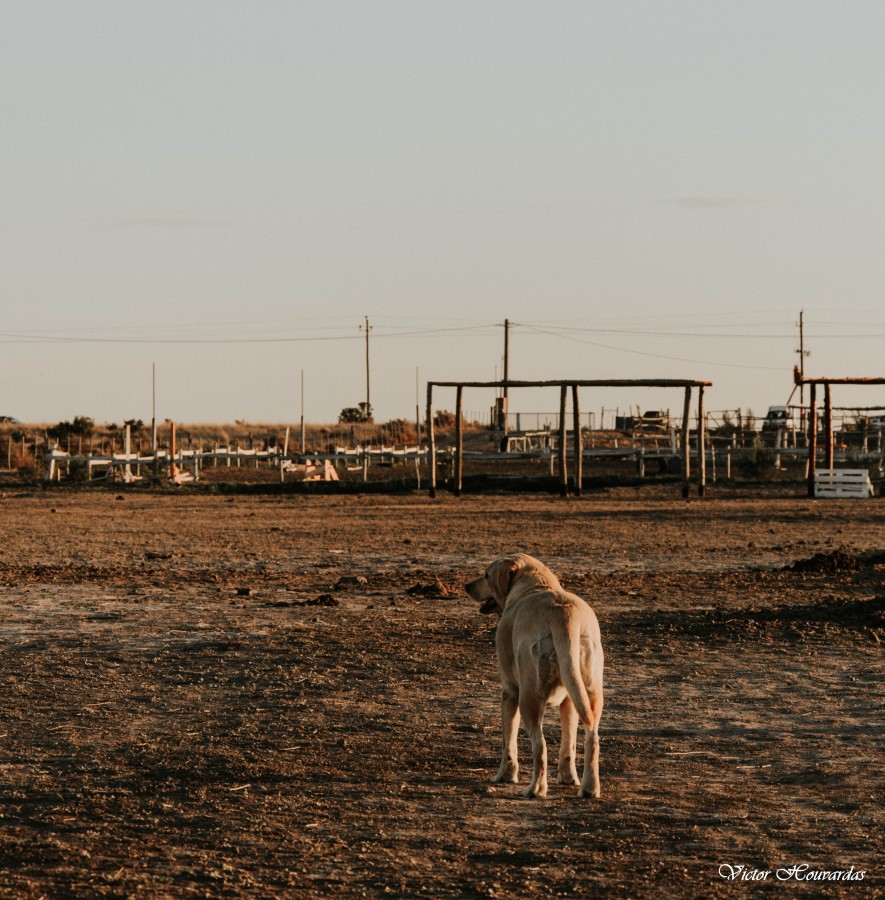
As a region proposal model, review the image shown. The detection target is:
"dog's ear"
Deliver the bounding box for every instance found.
[493,558,519,603]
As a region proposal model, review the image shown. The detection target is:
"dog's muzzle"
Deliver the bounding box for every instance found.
[465,578,500,615]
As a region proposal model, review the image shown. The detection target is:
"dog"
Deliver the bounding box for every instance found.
[466,553,604,798]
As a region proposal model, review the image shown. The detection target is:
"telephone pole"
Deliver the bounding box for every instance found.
[151,362,157,454]
[300,369,305,453]
[795,310,810,424]
[360,316,372,419]
[502,319,510,432]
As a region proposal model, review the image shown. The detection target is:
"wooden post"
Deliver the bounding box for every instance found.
[124,424,132,483]
[571,384,582,496]
[681,387,692,499]
[503,318,510,434]
[558,385,568,497]
[824,384,834,469]
[426,383,437,497]
[455,385,463,495]
[697,386,706,496]
[807,383,817,497]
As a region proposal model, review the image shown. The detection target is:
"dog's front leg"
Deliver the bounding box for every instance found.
[493,691,520,784]
[557,698,580,786]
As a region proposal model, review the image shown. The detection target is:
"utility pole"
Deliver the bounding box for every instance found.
[501,318,510,432]
[503,318,510,386]
[359,316,372,420]
[151,362,157,454]
[300,369,305,454]
[795,310,810,428]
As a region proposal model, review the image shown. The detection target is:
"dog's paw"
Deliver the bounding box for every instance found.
[492,764,519,784]
[492,772,518,785]
[577,785,601,799]
[557,771,580,786]
[522,782,547,798]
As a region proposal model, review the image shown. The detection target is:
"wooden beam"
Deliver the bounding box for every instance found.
[454,385,463,496]
[697,385,706,497]
[572,384,582,496]
[807,382,817,498]
[559,385,568,497]
[824,384,834,469]
[426,383,436,498]
[681,387,692,499]
[430,378,712,389]
[796,376,885,386]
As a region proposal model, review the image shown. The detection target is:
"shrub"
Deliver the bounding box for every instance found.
[338,403,373,424]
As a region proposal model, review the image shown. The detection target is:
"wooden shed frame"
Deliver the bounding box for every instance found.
[425,379,712,498]
[794,369,885,497]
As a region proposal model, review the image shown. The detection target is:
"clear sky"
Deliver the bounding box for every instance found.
[2,2,884,426]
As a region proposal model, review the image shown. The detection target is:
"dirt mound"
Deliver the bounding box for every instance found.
[405,577,460,598]
[297,594,340,607]
[787,549,861,573]
[334,575,368,590]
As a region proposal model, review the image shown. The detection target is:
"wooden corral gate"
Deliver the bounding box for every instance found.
[426,378,712,498]
[795,369,885,498]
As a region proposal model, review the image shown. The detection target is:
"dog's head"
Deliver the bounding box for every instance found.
[465,556,519,615]
[465,553,558,615]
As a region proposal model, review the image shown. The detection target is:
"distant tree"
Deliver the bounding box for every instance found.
[123,418,145,437]
[48,416,95,442]
[713,411,736,436]
[433,409,455,429]
[338,402,373,424]
[71,416,94,437]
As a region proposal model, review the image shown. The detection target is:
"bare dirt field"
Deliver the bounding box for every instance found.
[0,487,881,897]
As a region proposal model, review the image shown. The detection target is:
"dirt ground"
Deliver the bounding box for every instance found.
[0,486,881,897]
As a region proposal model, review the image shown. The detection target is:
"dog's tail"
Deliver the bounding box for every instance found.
[551,615,596,730]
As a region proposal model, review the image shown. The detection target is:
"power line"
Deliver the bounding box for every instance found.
[524,324,885,339]
[0,323,496,345]
[0,315,882,347]
[517,324,788,372]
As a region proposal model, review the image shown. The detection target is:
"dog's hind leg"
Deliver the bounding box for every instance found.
[520,696,548,798]
[578,695,602,799]
[493,690,520,784]
[557,697,580,786]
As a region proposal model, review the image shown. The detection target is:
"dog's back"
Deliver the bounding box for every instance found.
[498,587,603,726]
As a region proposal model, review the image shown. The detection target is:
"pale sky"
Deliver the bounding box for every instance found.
[2,2,884,426]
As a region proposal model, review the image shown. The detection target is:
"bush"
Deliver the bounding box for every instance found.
[48,416,95,443]
[338,403,373,424]
[380,419,417,443]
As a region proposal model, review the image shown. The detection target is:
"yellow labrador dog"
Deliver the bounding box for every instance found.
[466,553,604,798]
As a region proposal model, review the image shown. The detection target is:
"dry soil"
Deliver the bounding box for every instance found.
[0,488,882,897]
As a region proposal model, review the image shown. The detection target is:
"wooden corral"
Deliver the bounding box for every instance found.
[794,368,885,497]
[426,379,712,498]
